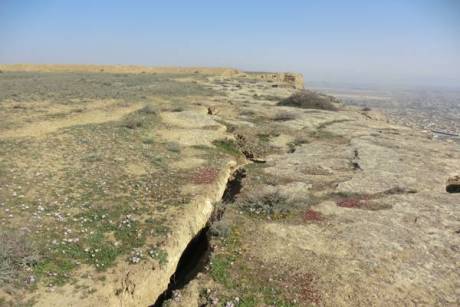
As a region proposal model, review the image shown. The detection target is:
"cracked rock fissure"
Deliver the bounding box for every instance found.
[151,227,210,307]
[151,167,246,306]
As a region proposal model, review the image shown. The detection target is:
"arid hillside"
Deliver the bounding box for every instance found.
[0,66,458,306]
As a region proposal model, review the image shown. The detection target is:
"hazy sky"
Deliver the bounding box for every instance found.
[1,0,459,86]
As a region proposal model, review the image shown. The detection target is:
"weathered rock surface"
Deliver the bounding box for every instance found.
[0,66,458,306]
[244,72,305,89]
[178,72,460,306]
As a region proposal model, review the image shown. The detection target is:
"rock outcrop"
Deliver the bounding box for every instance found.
[244,72,305,89]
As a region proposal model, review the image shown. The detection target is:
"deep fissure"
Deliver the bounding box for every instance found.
[221,168,246,204]
[151,167,246,306]
[151,227,210,307]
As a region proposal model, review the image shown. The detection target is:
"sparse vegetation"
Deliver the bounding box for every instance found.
[310,129,348,143]
[237,190,297,218]
[0,67,455,306]
[239,110,255,117]
[192,167,219,184]
[81,152,103,162]
[208,224,308,306]
[0,72,217,103]
[139,104,157,114]
[170,106,184,112]
[209,220,231,238]
[142,136,155,144]
[165,142,181,153]
[287,135,311,152]
[277,90,339,111]
[233,131,279,160]
[272,112,297,121]
[148,247,168,268]
[0,71,221,299]
[212,139,242,157]
[0,230,39,287]
[123,118,144,129]
[210,254,233,287]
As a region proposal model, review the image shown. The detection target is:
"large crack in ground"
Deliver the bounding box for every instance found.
[151,227,211,307]
[151,167,246,306]
[221,168,246,204]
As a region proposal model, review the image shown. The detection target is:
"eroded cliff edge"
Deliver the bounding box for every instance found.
[0,66,458,306]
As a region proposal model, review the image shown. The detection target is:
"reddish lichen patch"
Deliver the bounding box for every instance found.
[296,272,322,305]
[278,271,322,305]
[191,167,219,184]
[336,195,369,209]
[303,209,324,222]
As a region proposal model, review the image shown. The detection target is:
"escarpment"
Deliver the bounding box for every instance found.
[0,65,458,306]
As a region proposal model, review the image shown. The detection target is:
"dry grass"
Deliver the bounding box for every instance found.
[0,72,217,104]
[277,90,339,111]
[139,104,157,115]
[0,64,239,75]
[0,71,230,296]
[191,167,219,184]
[0,230,39,287]
[237,189,299,218]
